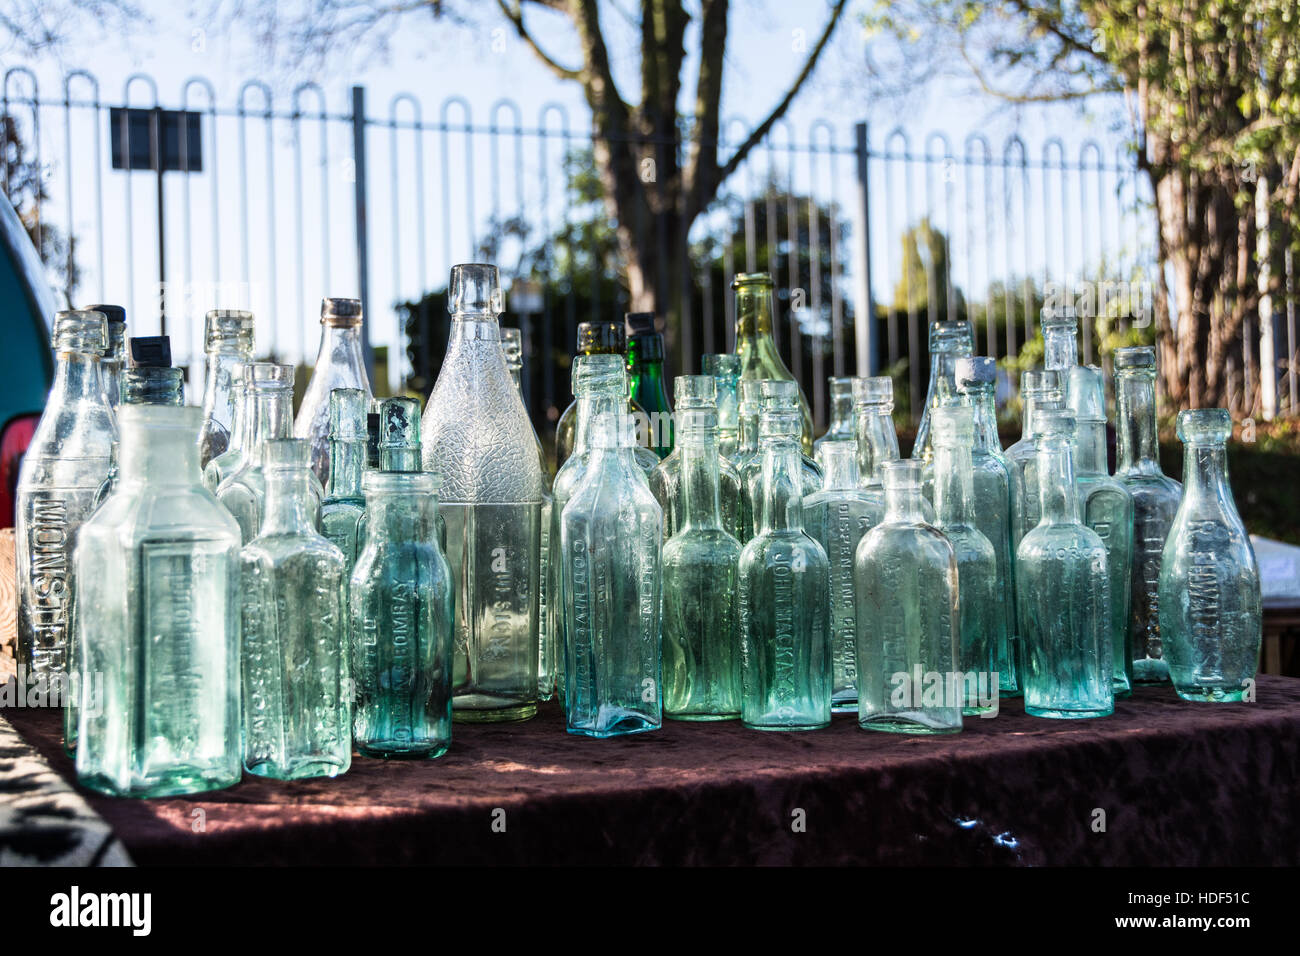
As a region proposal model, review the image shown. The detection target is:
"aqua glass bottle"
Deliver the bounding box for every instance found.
[851,376,894,520]
[296,297,373,488]
[702,353,742,460]
[739,380,823,540]
[421,264,542,722]
[1015,410,1113,718]
[198,309,255,469]
[73,404,242,797]
[649,375,743,541]
[119,336,185,406]
[1158,409,1262,702]
[1068,365,1135,697]
[737,403,831,730]
[16,310,116,699]
[661,400,742,720]
[803,440,876,713]
[626,311,673,458]
[855,460,962,734]
[84,303,126,408]
[729,379,762,491]
[203,364,249,493]
[319,388,368,567]
[240,439,350,779]
[1114,346,1181,684]
[912,319,974,464]
[350,402,455,758]
[1042,304,1079,393]
[731,272,814,454]
[561,410,663,736]
[814,377,856,457]
[931,406,1004,715]
[1007,369,1064,552]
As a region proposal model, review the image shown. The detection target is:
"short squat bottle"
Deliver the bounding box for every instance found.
[241,439,351,779]
[855,460,962,734]
[702,353,742,460]
[1114,346,1181,683]
[84,303,127,407]
[1015,410,1113,719]
[814,376,856,457]
[650,375,742,541]
[319,388,369,567]
[737,404,831,731]
[912,319,974,464]
[198,309,255,469]
[1158,409,1262,702]
[296,297,373,488]
[74,405,242,797]
[661,400,743,720]
[731,272,814,453]
[351,400,455,758]
[561,410,663,737]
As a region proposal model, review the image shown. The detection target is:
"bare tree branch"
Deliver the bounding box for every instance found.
[497,0,581,81]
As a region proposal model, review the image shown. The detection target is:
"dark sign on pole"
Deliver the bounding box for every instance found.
[109,108,203,172]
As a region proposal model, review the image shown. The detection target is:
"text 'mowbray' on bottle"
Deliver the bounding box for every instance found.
[84,303,126,408]
[320,388,369,567]
[198,309,255,469]
[912,319,973,464]
[16,309,117,698]
[731,272,814,454]
[296,297,373,489]
[74,404,242,798]
[421,263,543,722]
[1159,409,1262,702]
[625,311,674,458]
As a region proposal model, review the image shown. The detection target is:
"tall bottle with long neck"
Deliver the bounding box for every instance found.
[320,388,369,567]
[912,319,973,464]
[626,311,674,458]
[1007,369,1064,552]
[203,364,249,492]
[198,309,255,469]
[1114,346,1181,683]
[84,303,127,408]
[738,380,822,540]
[1042,305,1080,384]
[731,272,814,454]
[421,263,543,722]
[853,375,898,519]
[296,297,373,488]
[814,377,856,457]
[649,375,742,541]
[702,353,741,460]
[16,310,116,695]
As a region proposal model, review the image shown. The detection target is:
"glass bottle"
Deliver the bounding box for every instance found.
[203,364,249,493]
[738,380,822,541]
[1042,304,1079,387]
[1115,346,1181,684]
[661,399,742,721]
[1015,410,1113,718]
[731,272,814,454]
[856,460,962,733]
[554,321,652,471]
[702,353,741,460]
[1158,409,1262,702]
[803,440,877,713]
[319,388,368,567]
[851,376,895,520]
[240,439,350,779]
[84,303,126,407]
[930,406,1004,715]
[15,309,116,699]
[1007,369,1064,552]
[198,309,255,469]
[73,404,242,797]
[421,264,542,723]
[912,319,974,464]
[120,336,185,406]
[649,375,742,541]
[626,311,673,458]
[1068,365,1135,697]
[813,377,856,458]
[561,410,663,737]
[737,403,831,730]
[728,379,762,492]
[351,398,455,758]
[296,298,373,488]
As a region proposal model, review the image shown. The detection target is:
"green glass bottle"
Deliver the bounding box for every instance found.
[731,272,814,454]
[661,399,742,720]
[1016,409,1113,719]
[912,320,974,464]
[650,375,743,541]
[119,336,185,406]
[1067,365,1135,697]
[931,406,1005,715]
[555,321,654,472]
[813,377,856,457]
[320,388,368,567]
[803,440,877,713]
[1114,346,1181,684]
[855,459,962,734]
[1158,409,1262,702]
[739,380,822,541]
[241,439,351,779]
[626,311,673,458]
[1007,369,1064,553]
[702,353,741,460]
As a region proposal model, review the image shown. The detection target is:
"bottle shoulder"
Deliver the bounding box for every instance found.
[1017,521,1107,562]
[740,529,829,571]
[84,482,242,545]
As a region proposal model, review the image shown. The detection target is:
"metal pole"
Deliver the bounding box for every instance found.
[153,107,166,335]
[351,85,374,382]
[853,122,875,375]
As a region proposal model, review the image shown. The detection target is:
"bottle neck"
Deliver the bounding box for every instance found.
[366,489,436,541]
[756,437,804,533]
[120,428,201,485]
[737,407,759,455]
[52,351,109,407]
[575,389,625,454]
[314,323,369,380]
[628,357,666,406]
[327,439,366,498]
[828,392,854,432]
[965,386,1001,454]
[1036,436,1080,524]
[1116,372,1162,474]
[933,443,974,526]
[734,290,775,343]
[1183,441,1230,500]
[679,432,724,531]
[1022,394,1057,440]
[247,390,295,451]
[262,472,318,535]
[202,350,249,432]
[856,404,899,483]
[821,452,858,491]
[1074,419,1108,476]
[884,483,928,523]
[1044,326,1078,374]
[926,349,965,410]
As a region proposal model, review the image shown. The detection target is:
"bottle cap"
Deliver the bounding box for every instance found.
[321,297,363,327]
[625,312,657,335]
[1114,346,1156,370]
[329,388,369,441]
[83,303,126,327]
[204,309,256,354]
[932,405,975,447]
[128,335,173,368]
[448,263,503,316]
[955,356,996,388]
[674,374,716,409]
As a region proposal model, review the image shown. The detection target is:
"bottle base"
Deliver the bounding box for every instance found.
[356,742,449,760]
[567,718,661,738]
[859,716,961,735]
[1024,704,1113,719]
[831,700,859,714]
[1132,658,1170,683]
[666,712,740,722]
[245,757,350,780]
[78,768,241,800]
[1173,685,1251,703]
[453,701,538,723]
[742,720,830,732]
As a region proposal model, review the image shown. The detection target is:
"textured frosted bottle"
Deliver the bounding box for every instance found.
[1158,409,1262,702]
[421,264,543,722]
[198,309,255,469]
[295,297,373,488]
[74,405,242,797]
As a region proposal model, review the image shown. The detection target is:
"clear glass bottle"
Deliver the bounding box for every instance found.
[650,375,742,541]
[73,405,242,797]
[84,303,126,407]
[737,403,831,730]
[1042,304,1079,387]
[1015,410,1113,718]
[728,379,762,496]
[240,439,351,779]
[1158,409,1262,702]
[626,311,674,458]
[1068,365,1135,697]
[702,353,741,460]
[731,272,814,454]
[1115,346,1181,684]
[421,263,542,722]
[561,410,663,737]
[203,364,250,493]
[351,399,455,758]
[319,388,368,567]
[931,406,1005,715]
[803,440,877,713]
[912,319,974,464]
[296,297,373,488]
[856,460,962,733]
[16,310,116,700]
[1007,369,1064,552]
[738,380,823,541]
[198,309,255,469]
[851,376,895,520]
[954,357,1018,697]
[661,396,743,720]
[813,377,856,458]
[120,336,185,406]
[555,321,653,472]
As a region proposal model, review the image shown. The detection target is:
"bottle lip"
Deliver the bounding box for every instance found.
[1176,407,1232,443]
[53,309,109,354]
[852,375,894,405]
[1035,408,1078,439]
[1114,346,1156,369]
[931,405,975,446]
[880,459,924,488]
[954,356,996,386]
[701,353,741,377]
[263,438,312,471]
[448,262,503,316]
[246,362,295,390]
[362,469,441,494]
[321,297,363,327]
[83,303,126,326]
[731,272,774,290]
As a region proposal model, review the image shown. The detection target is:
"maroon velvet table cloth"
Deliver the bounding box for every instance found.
[6,676,1300,866]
